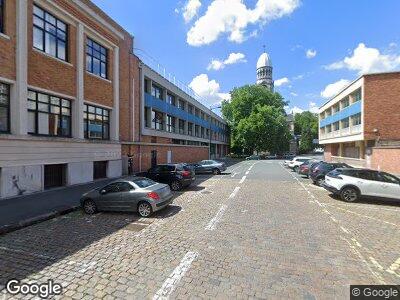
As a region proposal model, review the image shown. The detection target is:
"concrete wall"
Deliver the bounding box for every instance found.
[67,161,93,185]
[107,160,122,178]
[0,165,42,198]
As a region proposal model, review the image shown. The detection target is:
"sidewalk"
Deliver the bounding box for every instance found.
[0,178,115,234]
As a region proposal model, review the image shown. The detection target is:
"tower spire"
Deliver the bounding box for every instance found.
[263,44,266,53]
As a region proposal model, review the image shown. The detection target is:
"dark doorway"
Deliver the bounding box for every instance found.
[93,161,107,179]
[151,150,157,167]
[44,164,66,189]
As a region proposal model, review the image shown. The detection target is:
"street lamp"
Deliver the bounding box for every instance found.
[209,105,222,159]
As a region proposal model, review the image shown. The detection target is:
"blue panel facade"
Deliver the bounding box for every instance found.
[319,101,362,128]
[145,93,225,133]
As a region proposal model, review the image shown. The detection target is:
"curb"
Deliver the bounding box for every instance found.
[0,206,80,235]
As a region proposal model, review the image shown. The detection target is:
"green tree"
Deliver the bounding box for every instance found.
[222,85,290,154]
[294,111,319,153]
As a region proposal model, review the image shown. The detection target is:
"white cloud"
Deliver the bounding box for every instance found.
[275,77,290,87]
[290,92,298,97]
[308,101,319,113]
[189,74,229,105]
[187,0,300,46]
[320,79,351,98]
[207,52,247,71]
[285,102,319,115]
[325,43,400,75]
[306,49,317,59]
[182,0,202,23]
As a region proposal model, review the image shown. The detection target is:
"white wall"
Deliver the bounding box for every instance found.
[67,162,93,185]
[107,160,122,178]
[1,165,42,198]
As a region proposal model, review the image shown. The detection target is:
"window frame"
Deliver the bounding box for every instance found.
[83,103,110,140]
[27,90,72,137]
[166,93,175,106]
[0,0,5,34]
[0,82,10,133]
[33,5,68,61]
[152,110,164,130]
[151,84,163,100]
[166,115,175,133]
[86,38,108,79]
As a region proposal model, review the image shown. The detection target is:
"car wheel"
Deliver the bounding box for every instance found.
[170,180,182,191]
[212,168,221,175]
[294,166,299,173]
[340,187,359,202]
[83,199,97,215]
[138,202,153,217]
[316,177,324,186]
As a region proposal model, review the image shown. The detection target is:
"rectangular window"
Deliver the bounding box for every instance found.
[188,105,193,115]
[33,5,67,61]
[187,122,193,136]
[166,94,175,106]
[144,79,150,93]
[144,107,150,127]
[353,89,361,102]
[27,90,71,137]
[195,125,200,137]
[178,99,185,111]
[86,38,107,78]
[152,110,163,130]
[0,0,4,33]
[352,113,361,126]
[341,117,349,128]
[342,97,349,108]
[326,125,332,133]
[333,103,340,113]
[333,121,340,131]
[151,84,163,100]
[0,82,10,132]
[206,129,210,138]
[201,127,205,138]
[83,104,110,140]
[179,119,185,134]
[166,115,175,133]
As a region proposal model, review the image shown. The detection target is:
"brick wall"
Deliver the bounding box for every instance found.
[364,73,400,141]
[0,0,16,80]
[324,144,332,162]
[370,147,400,174]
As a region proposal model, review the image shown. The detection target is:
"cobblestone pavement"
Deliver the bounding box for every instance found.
[0,160,399,299]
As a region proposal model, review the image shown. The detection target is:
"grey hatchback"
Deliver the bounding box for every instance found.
[80,177,173,217]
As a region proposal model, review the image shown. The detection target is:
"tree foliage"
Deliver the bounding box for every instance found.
[221,85,290,154]
[294,111,319,153]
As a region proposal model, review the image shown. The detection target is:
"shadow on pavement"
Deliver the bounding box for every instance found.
[328,194,400,208]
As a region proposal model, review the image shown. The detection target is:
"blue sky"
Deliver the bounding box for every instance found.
[93,0,400,113]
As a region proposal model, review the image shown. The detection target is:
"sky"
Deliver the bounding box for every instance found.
[92,0,400,114]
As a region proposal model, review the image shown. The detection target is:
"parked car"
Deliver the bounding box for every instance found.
[80,177,173,217]
[310,162,351,186]
[298,160,322,178]
[190,160,227,175]
[287,157,313,172]
[146,163,195,191]
[246,155,261,160]
[323,168,400,202]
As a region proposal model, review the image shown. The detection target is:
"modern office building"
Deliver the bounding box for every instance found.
[0,0,134,198]
[121,62,230,173]
[319,71,400,174]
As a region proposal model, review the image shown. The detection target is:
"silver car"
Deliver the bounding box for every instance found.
[192,160,227,175]
[80,177,173,217]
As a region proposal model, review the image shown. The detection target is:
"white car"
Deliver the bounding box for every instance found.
[286,157,312,171]
[323,168,400,202]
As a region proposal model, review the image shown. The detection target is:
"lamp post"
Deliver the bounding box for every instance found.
[209,105,221,159]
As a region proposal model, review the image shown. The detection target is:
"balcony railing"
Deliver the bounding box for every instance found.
[320,124,362,140]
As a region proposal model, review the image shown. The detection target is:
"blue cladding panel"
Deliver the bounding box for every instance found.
[319,101,362,128]
[145,93,226,133]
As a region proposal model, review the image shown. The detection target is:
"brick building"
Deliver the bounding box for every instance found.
[319,71,400,174]
[0,0,229,198]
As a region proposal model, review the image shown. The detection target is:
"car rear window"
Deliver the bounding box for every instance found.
[132,178,156,188]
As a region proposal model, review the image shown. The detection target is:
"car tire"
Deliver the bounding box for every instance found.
[294,166,299,173]
[212,168,221,175]
[138,201,153,217]
[83,199,97,215]
[316,177,324,186]
[170,180,182,191]
[340,187,359,202]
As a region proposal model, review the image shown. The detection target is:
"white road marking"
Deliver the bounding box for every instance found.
[387,257,400,275]
[205,205,228,231]
[229,187,241,199]
[245,171,249,175]
[369,257,384,271]
[153,251,198,300]
[239,176,246,184]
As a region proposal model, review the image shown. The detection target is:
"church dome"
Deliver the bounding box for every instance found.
[256,52,272,69]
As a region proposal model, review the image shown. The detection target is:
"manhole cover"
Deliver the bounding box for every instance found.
[123,223,147,232]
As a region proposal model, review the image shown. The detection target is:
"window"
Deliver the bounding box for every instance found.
[144,107,150,128]
[179,119,185,134]
[342,97,349,108]
[166,115,175,133]
[28,90,71,137]
[188,122,193,136]
[152,110,163,130]
[116,182,134,192]
[0,83,9,132]
[201,127,205,138]
[102,183,120,194]
[352,113,361,126]
[166,94,175,106]
[188,105,193,115]
[0,0,4,33]
[151,84,163,100]
[341,117,349,128]
[144,79,150,93]
[178,99,185,111]
[378,172,400,184]
[333,103,340,113]
[353,89,361,102]
[83,104,110,140]
[195,125,200,137]
[132,178,156,188]
[86,38,107,78]
[33,5,67,61]
[333,122,340,131]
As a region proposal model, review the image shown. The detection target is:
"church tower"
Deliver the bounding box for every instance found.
[256,47,274,91]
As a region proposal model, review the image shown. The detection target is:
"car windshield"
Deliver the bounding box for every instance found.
[132,178,156,188]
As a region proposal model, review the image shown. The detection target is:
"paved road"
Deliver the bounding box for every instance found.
[0,160,399,299]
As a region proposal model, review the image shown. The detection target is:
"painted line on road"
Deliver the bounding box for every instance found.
[387,257,400,275]
[239,176,246,184]
[229,187,241,199]
[153,251,198,300]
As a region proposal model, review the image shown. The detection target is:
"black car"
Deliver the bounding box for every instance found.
[146,163,195,191]
[310,162,351,186]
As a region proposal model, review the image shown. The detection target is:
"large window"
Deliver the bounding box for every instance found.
[179,119,185,134]
[166,115,175,133]
[152,110,163,130]
[178,99,185,111]
[166,94,175,106]
[0,0,4,34]
[28,90,71,137]
[352,113,361,126]
[151,85,163,100]
[0,83,9,132]
[33,5,67,61]
[86,38,107,79]
[188,105,193,115]
[188,122,193,136]
[84,104,110,140]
